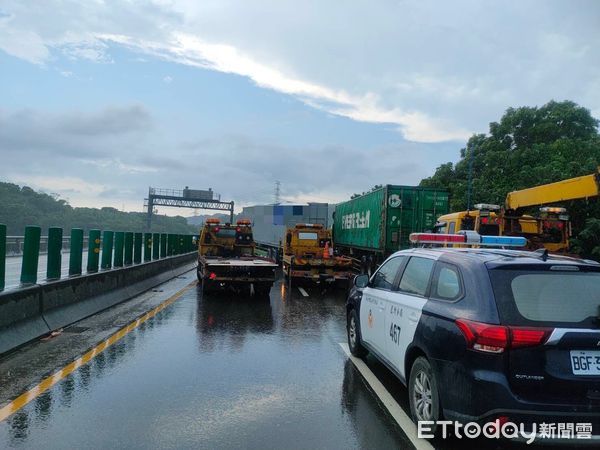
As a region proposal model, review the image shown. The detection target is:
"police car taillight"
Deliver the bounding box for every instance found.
[456,319,551,353]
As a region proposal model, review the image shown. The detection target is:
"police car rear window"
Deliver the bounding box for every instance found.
[489,269,600,324]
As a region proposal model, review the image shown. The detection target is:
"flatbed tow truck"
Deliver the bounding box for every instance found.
[197,218,277,296]
[282,223,354,287]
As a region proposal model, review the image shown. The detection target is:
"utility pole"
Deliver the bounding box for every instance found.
[274,180,281,205]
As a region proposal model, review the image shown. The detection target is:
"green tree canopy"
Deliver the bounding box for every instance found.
[0,181,197,235]
[420,100,600,258]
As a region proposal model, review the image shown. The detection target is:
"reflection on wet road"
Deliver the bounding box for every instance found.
[0,277,413,449]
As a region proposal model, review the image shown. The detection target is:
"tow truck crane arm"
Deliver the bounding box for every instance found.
[505,167,600,210]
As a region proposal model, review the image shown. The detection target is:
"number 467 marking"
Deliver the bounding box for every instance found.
[390,323,401,345]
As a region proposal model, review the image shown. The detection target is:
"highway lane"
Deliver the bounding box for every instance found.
[0,272,574,449]
[0,274,414,449]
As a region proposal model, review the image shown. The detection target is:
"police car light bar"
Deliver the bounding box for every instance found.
[409,232,527,247]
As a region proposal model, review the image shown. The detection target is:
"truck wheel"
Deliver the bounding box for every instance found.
[196,267,203,283]
[347,309,367,358]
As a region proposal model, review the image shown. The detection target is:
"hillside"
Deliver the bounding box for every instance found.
[0,182,196,235]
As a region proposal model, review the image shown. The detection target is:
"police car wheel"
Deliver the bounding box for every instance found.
[347,309,367,358]
[409,357,441,433]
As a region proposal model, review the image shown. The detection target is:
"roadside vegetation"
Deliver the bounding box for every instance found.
[0,182,196,235]
[419,100,600,259]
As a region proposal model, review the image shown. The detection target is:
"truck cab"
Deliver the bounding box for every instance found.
[282,224,353,286]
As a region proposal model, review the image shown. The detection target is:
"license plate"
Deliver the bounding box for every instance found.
[570,350,600,375]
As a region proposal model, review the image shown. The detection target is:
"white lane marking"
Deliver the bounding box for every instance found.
[298,287,309,297]
[339,343,434,450]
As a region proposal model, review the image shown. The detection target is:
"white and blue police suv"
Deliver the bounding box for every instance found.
[346,232,600,440]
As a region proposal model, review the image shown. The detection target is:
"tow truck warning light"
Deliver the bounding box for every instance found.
[409,232,527,247]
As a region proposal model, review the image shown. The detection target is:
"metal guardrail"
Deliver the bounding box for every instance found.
[5,236,90,256]
[0,224,198,291]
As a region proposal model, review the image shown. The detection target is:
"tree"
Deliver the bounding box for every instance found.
[419,100,600,258]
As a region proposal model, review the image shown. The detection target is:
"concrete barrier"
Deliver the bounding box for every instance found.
[0,253,197,356]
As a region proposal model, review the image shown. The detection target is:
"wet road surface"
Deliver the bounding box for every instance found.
[0,272,413,449]
[0,270,579,449]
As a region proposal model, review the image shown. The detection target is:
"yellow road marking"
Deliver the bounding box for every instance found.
[0,281,196,423]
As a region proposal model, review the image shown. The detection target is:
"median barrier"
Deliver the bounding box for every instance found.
[0,252,197,356]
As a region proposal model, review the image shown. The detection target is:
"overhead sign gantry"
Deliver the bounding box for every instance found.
[144,187,234,230]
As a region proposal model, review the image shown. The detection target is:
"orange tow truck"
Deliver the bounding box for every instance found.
[282,223,353,287]
[197,218,277,296]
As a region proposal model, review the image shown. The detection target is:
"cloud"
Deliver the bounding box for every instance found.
[0,105,442,212]
[163,75,173,83]
[103,32,471,142]
[58,105,152,136]
[5,1,597,143]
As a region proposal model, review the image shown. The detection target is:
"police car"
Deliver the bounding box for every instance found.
[346,232,600,438]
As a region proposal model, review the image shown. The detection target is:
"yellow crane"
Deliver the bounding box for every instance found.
[436,167,600,252]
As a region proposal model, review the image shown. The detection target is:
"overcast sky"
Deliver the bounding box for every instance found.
[1,0,599,215]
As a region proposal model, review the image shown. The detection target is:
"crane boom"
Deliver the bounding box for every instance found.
[505,167,600,210]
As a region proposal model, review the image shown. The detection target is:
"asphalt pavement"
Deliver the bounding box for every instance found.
[0,271,576,449]
[0,272,414,449]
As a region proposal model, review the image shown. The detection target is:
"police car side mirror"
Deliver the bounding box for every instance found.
[354,274,369,288]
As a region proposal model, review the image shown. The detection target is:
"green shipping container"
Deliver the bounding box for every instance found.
[333,185,449,257]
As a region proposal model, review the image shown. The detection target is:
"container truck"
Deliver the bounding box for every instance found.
[332,185,449,273]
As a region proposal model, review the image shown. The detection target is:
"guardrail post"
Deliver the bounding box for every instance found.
[69,228,83,276]
[169,234,175,255]
[160,233,167,258]
[152,233,160,260]
[101,230,114,270]
[47,227,63,280]
[114,232,124,267]
[87,229,101,273]
[124,232,134,265]
[144,233,152,262]
[21,225,41,285]
[134,232,142,264]
[0,224,6,291]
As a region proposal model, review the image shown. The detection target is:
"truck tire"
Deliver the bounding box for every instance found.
[196,267,203,283]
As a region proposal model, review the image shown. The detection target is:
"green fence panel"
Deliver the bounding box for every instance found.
[87,229,101,273]
[21,226,41,284]
[114,231,124,267]
[101,230,114,270]
[47,227,63,280]
[124,232,134,265]
[69,228,84,276]
[0,224,6,290]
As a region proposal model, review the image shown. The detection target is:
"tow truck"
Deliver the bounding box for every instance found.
[435,167,600,252]
[282,223,353,287]
[197,218,277,296]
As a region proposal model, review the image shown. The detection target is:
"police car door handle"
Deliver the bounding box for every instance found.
[408,312,419,323]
